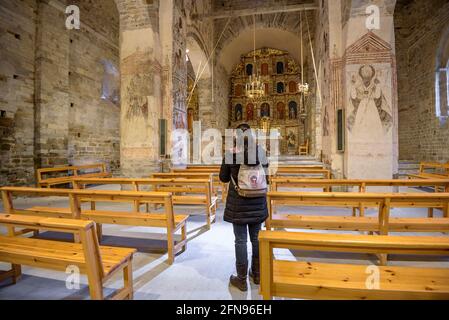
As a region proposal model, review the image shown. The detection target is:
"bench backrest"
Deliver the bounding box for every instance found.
[186,165,220,170]
[267,191,449,232]
[270,178,449,192]
[37,164,107,182]
[0,214,104,278]
[258,230,449,298]
[152,172,214,180]
[1,187,175,228]
[268,168,331,179]
[420,162,449,175]
[73,177,213,199]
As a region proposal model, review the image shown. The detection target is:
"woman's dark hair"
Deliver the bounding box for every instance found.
[234,123,259,165]
[237,123,251,132]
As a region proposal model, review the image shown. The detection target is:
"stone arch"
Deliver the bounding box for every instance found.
[187,32,212,79]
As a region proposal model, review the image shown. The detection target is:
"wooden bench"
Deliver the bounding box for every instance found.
[37,164,111,188]
[408,162,449,181]
[186,164,325,170]
[259,230,449,300]
[152,172,228,203]
[1,187,187,264]
[266,191,449,235]
[270,178,449,217]
[73,178,218,227]
[0,214,135,300]
[268,167,331,179]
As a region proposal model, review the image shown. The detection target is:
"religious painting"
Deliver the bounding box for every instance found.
[235,104,243,121]
[347,64,393,135]
[288,101,298,120]
[261,63,269,76]
[289,81,297,93]
[286,126,299,154]
[276,61,284,74]
[246,64,253,76]
[277,82,285,94]
[125,73,151,120]
[187,108,194,132]
[174,110,186,130]
[235,84,242,97]
[246,103,254,121]
[264,83,269,95]
[260,103,270,118]
[277,102,285,120]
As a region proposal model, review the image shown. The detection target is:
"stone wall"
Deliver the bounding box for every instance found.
[395,0,449,162]
[0,0,121,186]
[0,0,37,186]
[68,0,120,172]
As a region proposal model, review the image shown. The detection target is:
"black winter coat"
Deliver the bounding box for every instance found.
[219,149,269,225]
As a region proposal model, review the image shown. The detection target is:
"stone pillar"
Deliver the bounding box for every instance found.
[34,0,70,167]
[119,2,163,177]
[341,1,398,179]
[198,78,214,130]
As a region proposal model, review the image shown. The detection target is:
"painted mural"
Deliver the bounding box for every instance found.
[286,126,299,154]
[347,64,393,136]
[125,73,151,120]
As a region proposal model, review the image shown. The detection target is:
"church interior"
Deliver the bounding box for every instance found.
[1,0,449,301]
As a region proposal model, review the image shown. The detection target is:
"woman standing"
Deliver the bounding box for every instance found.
[219,124,269,292]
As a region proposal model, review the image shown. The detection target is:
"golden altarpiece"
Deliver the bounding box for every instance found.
[230,48,307,155]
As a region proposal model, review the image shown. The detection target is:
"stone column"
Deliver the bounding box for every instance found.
[341,1,398,179]
[118,2,163,177]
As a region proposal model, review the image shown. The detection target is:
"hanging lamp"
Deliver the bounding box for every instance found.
[245,15,265,100]
[298,11,310,96]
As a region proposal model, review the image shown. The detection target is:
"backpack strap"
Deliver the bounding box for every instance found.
[230,165,241,192]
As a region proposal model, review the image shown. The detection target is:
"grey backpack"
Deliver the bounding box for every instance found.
[231,164,268,198]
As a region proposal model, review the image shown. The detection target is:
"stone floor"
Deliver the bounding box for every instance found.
[0,185,448,300]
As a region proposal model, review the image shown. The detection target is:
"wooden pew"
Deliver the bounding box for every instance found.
[186,164,325,170]
[0,214,135,300]
[270,178,449,217]
[1,187,187,264]
[259,230,449,300]
[186,165,221,170]
[266,191,449,235]
[72,178,217,228]
[268,167,331,179]
[152,172,228,203]
[408,162,449,181]
[37,163,111,188]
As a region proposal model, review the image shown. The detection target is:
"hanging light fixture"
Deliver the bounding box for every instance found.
[245,15,265,100]
[298,11,310,96]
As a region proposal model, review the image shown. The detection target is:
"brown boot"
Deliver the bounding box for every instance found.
[249,257,260,285]
[229,263,248,292]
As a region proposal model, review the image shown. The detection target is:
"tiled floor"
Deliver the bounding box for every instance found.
[0,185,448,300]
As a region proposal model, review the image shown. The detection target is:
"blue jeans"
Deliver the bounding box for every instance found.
[232,223,262,266]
